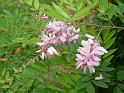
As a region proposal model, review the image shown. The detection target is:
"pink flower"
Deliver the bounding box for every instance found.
[75,34,108,74]
[37,20,80,60]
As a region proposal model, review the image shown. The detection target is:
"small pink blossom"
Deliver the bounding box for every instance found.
[37,20,80,60]
[75,34,108,74]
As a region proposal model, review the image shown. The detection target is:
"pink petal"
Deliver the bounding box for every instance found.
[76,54,85,60]
[76,62,84,69]
[97,47,108,53]
[81,40,89,47]
[91,55,101,61]
[85,34,94,39]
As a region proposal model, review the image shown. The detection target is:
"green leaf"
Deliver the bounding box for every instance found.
[22,79,34,89]
[102,55,114,66]
[25,0,33,5]
[72,5,95,20]
[0,80,5,83]
[117,70,124,80]
[100,67,114,72]
[23,37,39,46]
[33,88,64,93]
[81,76,90,82]
[118,84,124,91]
[52,2,70,20]
[86,84,95,93]
[99,0,108,12]
[107,4,117,19]
[34,0,39,10]
[76,82,90,90]
[47,85,65,93]
[113,86,123,93]
[93,0,99,4]
[104,37,116,49]
[93,80,108,88]
[104,30,116,43]
[1,85,10,89]
[75,0,84,10]
[1,68,6,77]
[43,4,65,20]
[103,49,117,59]
[102,72,111,77]
[102,29,110,40]
[103,78,110,83]
[59,74,75,88]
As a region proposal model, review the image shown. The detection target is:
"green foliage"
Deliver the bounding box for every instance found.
[93,80,108,88]
[0,0,124,93]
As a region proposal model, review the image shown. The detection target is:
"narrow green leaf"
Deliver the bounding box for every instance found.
[75,0,84,10]
[117,70,124,80]
[93,80,108,88]
[104,30,116,43]
[76,82,90,90]
[86,84,95,93]
[0,80,5,83]
[103,49,117,59]
[72,5,95,20]
[93,0,99,4]
[81,76,90,82]
[47,85,65,93]
[107,4,117,19]
[102,29,110,40]
[25,0,33,5]
[113,86,123,93]
[118,84,124,91]
[102,55,114,66]
[99,0,108,12]
[43,4,65,20]
[1,85,10,89]
[34,0,39,10]
[103,78,110,83]
[52,2,70,20]
[2,68,6,77]
[104,37,116,49]
[100,67,114,72]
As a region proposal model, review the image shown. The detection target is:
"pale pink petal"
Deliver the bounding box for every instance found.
[76,62,84,69]
[76,54,85,60]
[88,66,95,73]
[91,55,101,61]
[81,40,89,47]
[95,51,104,55]
[85,34,94,39]
[97,47,108,53]
[93,62,100,66]
[37,42,47,46]
[50,47,58,55]
[47,48,53,55]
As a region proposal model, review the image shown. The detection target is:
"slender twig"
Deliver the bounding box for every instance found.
[15,55,39,74]
[79,23,124,30]
[96,27,103,40]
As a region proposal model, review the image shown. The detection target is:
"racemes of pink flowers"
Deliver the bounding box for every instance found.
[37,20,80,60]
[75,34,108,74]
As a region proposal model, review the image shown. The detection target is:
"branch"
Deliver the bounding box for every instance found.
[79,23,124,30]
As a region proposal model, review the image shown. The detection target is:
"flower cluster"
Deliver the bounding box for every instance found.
[75,34,108,74]
[37,20,80,60]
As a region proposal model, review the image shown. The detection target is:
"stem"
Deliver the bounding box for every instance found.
[96,27,103,40]
[79,23,124,30]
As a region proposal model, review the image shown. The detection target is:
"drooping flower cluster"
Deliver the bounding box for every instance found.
[75,34,108,74]
[37,20,80,60]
